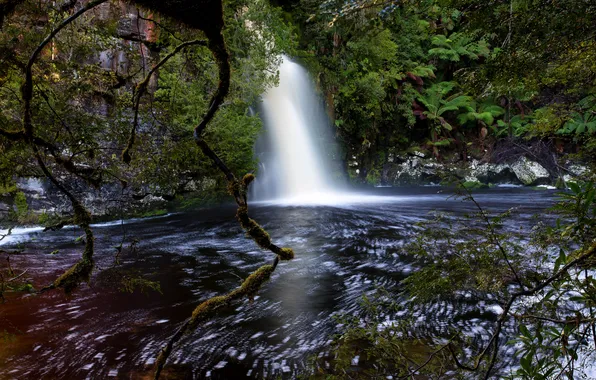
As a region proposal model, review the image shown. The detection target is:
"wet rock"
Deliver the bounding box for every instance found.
[510,157,550,185]
[563,163,590,183]
[386,156,442,185]
[467,160,520,185]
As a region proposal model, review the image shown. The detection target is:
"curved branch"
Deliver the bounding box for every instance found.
[154,20,292,380]
[122,39,207,163]
[154,257,279,379]
[33,145,94,294]
[193,31,230,138]
[19,0,107,294]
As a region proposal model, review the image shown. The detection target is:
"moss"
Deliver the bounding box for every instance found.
[120,276,162,294]
[236,264,274,298]
[53,258,94,294]
[37,212,49,225]
[186,264,274,331]
[278,247,295,260]
[0,181,17,194]
[14,191,28,217]
[242,173,255,188]
[227,179,241,196]
[236,206,271,249]
[73,202,92,225]
[460,181,489,190]
[140,209,168,218]
[188,295,228,330]
[247,221,271,248]
[236,205,248,218]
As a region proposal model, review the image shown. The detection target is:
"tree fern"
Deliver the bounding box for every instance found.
[416,82,474,132]
[428,32,490,62]
[458,101,505,127]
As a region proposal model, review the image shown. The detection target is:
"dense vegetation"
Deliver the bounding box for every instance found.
[1,0,596,378]
[0,0,296,225]
[288,0,596,182]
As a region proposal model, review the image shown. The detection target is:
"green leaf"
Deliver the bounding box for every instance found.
[554,249,566,272]
[520,355,532,373]
[568,182,580,194]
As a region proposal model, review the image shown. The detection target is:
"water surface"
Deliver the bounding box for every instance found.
[0,188,556,379]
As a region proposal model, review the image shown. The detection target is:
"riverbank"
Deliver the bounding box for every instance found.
[348,139,592,189]
[1,153,590,229]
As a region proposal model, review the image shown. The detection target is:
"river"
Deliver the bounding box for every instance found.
[0,187,558,379]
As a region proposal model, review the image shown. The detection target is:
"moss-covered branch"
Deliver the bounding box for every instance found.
[150,1,293,377]
[153,261,278,378]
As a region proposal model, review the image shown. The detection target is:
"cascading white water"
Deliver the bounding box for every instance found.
[251,56,405,205]
[251,56,338,203]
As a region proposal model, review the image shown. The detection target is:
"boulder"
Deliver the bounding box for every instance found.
[468,160,520,185]
[510,157,550,185]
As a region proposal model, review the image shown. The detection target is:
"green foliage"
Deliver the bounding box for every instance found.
[558,111,596,136]
[13,192,28,219]
[0,181,16,194]
[312,289,451,378]
[0,0,295,212]
[496,114,534,137]
[557,96,596,136]
[428,32,489,62]
[302,0,596,178]
[458,100,505,127]
[10,191,40,224]
[416,81,474,132]
[317,178,596,378]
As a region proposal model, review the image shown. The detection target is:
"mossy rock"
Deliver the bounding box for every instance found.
[461,181,489,190]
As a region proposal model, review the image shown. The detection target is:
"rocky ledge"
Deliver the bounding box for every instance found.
[380,153,589,188]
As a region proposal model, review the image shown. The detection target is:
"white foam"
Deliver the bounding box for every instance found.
[254,191,408,207]
[0,226,44,246]
[497,183,523,188]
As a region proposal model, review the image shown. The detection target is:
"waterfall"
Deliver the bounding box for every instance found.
[251,56,340,203]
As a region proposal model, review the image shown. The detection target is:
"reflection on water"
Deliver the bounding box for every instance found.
[0,188,556,379]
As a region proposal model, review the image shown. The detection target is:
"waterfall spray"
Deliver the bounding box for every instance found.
[251,56,338,202]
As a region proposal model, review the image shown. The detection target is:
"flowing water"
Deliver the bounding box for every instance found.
[0,188,556,379]
[251,56,339,202]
